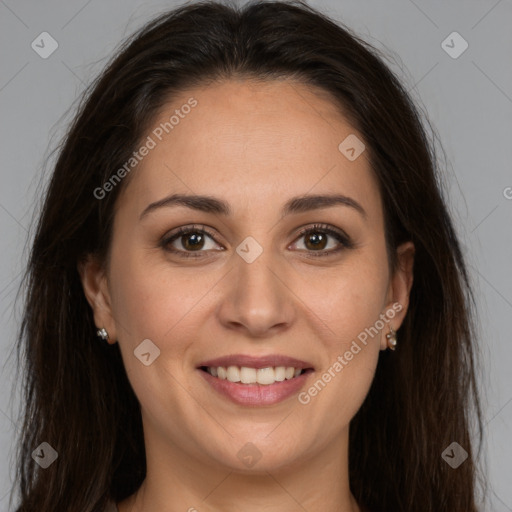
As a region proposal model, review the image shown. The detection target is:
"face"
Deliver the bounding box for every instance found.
[80,79,414,474]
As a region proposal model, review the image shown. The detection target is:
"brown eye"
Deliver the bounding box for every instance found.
[160,223,354,259]
[291,224,354,257]
[303,231,328,251]
[161,225,222,258]
[177,231,206,251]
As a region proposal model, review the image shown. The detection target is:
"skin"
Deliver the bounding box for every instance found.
[79,79,414,512]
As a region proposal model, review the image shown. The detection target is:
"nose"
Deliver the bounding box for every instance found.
[216,244,296,339]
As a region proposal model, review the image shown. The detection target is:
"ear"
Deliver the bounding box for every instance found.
[380,241,415,350]
[77,255,117,344]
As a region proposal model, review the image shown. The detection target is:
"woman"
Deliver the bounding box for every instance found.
[11,0,487,510]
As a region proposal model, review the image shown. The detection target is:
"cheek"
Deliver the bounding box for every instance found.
[344,272,388,339]
[304,260,389,346]
[110,248,388,347]
[109,262,169,341]
[298,265,387,427]
[108,237,184,336]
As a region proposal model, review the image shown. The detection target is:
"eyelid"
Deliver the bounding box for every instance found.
[160,224,222,257]
[160,222,354,258]
[293,223,351,243]
[290,223,355,255]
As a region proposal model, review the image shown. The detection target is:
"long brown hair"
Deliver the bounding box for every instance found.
[11,1,487,510]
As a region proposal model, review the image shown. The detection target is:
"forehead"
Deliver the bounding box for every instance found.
[116,79,382,222]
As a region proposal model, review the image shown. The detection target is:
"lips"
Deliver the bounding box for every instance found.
[196,354,315,406]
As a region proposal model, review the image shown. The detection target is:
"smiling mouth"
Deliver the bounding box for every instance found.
[199,365,314,386]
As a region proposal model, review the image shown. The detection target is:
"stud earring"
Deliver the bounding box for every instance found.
[386,326,397,351]
[96,327,109,341]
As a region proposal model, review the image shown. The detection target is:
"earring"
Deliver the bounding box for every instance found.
[386,326,397,351]
[96,327,109,341]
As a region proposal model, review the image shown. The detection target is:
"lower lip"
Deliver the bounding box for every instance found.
[198,369,312,406]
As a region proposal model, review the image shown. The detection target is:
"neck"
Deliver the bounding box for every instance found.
[118,422,361,512]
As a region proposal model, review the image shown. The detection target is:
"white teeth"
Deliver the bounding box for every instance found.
[206,365,305,385]
[240,367,257,384]
[274,366,286,381]
[256,367,275,385]
[226,366,240,382]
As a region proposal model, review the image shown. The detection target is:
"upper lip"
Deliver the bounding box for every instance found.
[197,354,314,370]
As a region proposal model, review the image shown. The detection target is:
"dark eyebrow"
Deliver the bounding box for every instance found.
[139,193,367,220]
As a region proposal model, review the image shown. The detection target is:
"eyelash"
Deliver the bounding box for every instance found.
[160,223,354,259]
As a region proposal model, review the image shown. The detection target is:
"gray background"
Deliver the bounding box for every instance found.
[0,0,511,510]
